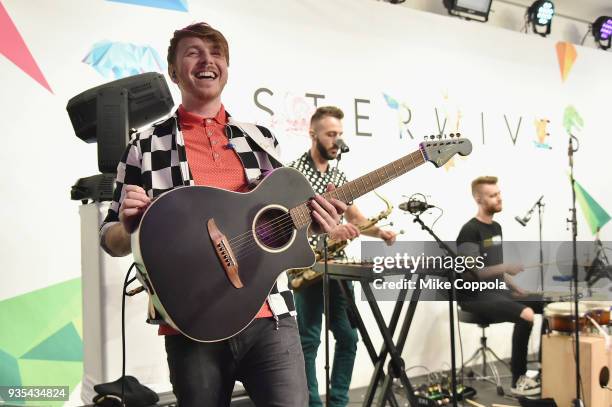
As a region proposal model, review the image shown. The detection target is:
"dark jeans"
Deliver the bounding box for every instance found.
[295,280,358,407]
[164,317,308,407]
[459,290,544,386]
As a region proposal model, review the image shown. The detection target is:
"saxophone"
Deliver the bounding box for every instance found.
[288,192,393,290]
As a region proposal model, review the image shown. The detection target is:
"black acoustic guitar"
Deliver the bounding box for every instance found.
[132,137,472,342]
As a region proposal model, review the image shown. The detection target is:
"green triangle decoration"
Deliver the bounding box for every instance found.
[0,348,20,386]
[0,278,83,400]
[0,278,81,356]
[574,179,611,234]
[17,359,82,406]
[21,322,83,362]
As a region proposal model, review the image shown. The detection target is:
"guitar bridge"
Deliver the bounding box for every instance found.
[207,218,243,289]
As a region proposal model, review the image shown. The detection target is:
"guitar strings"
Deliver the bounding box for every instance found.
[212,150,437,260]
[233,219,311,260]
[224,159,408,247]
[227,151,424,254]
[232,215,302,257]
[228,210,298,246]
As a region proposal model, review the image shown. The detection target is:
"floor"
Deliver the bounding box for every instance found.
[83,359,533,406]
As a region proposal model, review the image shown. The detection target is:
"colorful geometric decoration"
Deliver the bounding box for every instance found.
[106,0,188,12]
[382,93,412,139]
[0,278,82,402]
[383,93,400,110]
[563,105,583,135]
[83,41,167,80]
[556,42,577,82]
[0,2,52,93]
[533,118,552,149]
[21,323,83,362]
[574,179,611,234]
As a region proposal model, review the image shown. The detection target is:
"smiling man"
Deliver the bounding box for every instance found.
[100,23,347,406]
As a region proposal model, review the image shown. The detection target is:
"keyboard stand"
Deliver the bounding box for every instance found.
[331,271,423,407]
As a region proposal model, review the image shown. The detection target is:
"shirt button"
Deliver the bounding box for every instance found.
[214,153,219,159]
[211,140,217,145]
[207,130,213,136]
[206,119,212,124]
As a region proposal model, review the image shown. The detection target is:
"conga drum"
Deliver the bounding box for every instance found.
[544,302,588,333]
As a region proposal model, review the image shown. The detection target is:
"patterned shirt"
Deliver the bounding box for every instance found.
[100,110,297,326]
[289,151,348,255]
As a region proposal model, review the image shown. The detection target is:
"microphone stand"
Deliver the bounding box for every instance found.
[538,200,544,291]
[517,196,545,290]
[567,134,583,407]
[412,213,459,407]
[323,236,331,407]
[324,149,343,405]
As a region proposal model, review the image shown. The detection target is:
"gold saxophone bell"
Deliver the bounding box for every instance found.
[287,192,394,290]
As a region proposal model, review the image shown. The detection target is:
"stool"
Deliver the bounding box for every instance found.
[458,308,511,396]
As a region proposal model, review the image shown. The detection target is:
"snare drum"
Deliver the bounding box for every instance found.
[544,302,588,333]
[582,301,612,326]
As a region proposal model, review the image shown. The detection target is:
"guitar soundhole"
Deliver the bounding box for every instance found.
[254,207,295,250]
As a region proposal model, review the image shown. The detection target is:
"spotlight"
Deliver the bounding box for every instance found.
[526,0,555,37]
[443,0,492,22]
[592,16,612,50]
[67,72,174,174]
[67,72,174,202]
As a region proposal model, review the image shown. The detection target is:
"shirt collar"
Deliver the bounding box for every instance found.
[178,104,227,129]
[305,151,331,174]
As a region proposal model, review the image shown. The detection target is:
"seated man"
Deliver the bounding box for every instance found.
[456,176,544,397]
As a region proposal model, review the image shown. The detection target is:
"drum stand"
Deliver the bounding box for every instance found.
[462,330,509,390]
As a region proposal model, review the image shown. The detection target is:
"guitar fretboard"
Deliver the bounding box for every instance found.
[290,149,425,229]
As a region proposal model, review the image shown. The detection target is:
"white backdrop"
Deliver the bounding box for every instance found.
[1,0,611,403]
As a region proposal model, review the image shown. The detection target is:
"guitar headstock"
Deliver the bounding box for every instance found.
[420,134,472,168]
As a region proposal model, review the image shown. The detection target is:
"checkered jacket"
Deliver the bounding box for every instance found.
[100,111,297,321]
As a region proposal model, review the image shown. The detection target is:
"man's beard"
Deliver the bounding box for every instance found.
[316,139,337,161]
[486,204,502,215]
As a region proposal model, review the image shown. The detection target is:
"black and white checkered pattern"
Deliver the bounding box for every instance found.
[100,111,296,321]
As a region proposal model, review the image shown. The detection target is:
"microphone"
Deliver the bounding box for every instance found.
[514,215,528,227]
[515,195,544,227]
[399,200,434,214]
[334,138,350,153]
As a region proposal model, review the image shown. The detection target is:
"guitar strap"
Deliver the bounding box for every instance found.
[232,121,283,166]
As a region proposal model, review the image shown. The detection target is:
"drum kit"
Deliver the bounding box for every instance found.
[544,300,611,335]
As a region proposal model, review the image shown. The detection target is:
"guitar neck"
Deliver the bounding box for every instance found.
[291,148,426,229]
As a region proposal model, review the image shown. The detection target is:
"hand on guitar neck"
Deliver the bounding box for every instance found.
[308,183,347,235]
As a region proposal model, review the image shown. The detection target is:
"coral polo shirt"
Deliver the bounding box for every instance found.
[158,104,273,336]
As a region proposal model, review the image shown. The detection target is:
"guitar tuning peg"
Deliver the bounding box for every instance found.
[437,134,442,140]
[429,135,435,140]
[449,133,455,138]
[424,136,428,141]
[456,133,461,138]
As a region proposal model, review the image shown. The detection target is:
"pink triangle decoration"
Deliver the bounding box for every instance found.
[0,2,52,93]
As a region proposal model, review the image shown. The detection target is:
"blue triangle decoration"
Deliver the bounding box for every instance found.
[107,0,188,12]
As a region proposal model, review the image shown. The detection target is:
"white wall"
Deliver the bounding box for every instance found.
[1,0,611,400]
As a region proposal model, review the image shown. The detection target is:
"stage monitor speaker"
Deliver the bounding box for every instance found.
[542,334,611,407]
